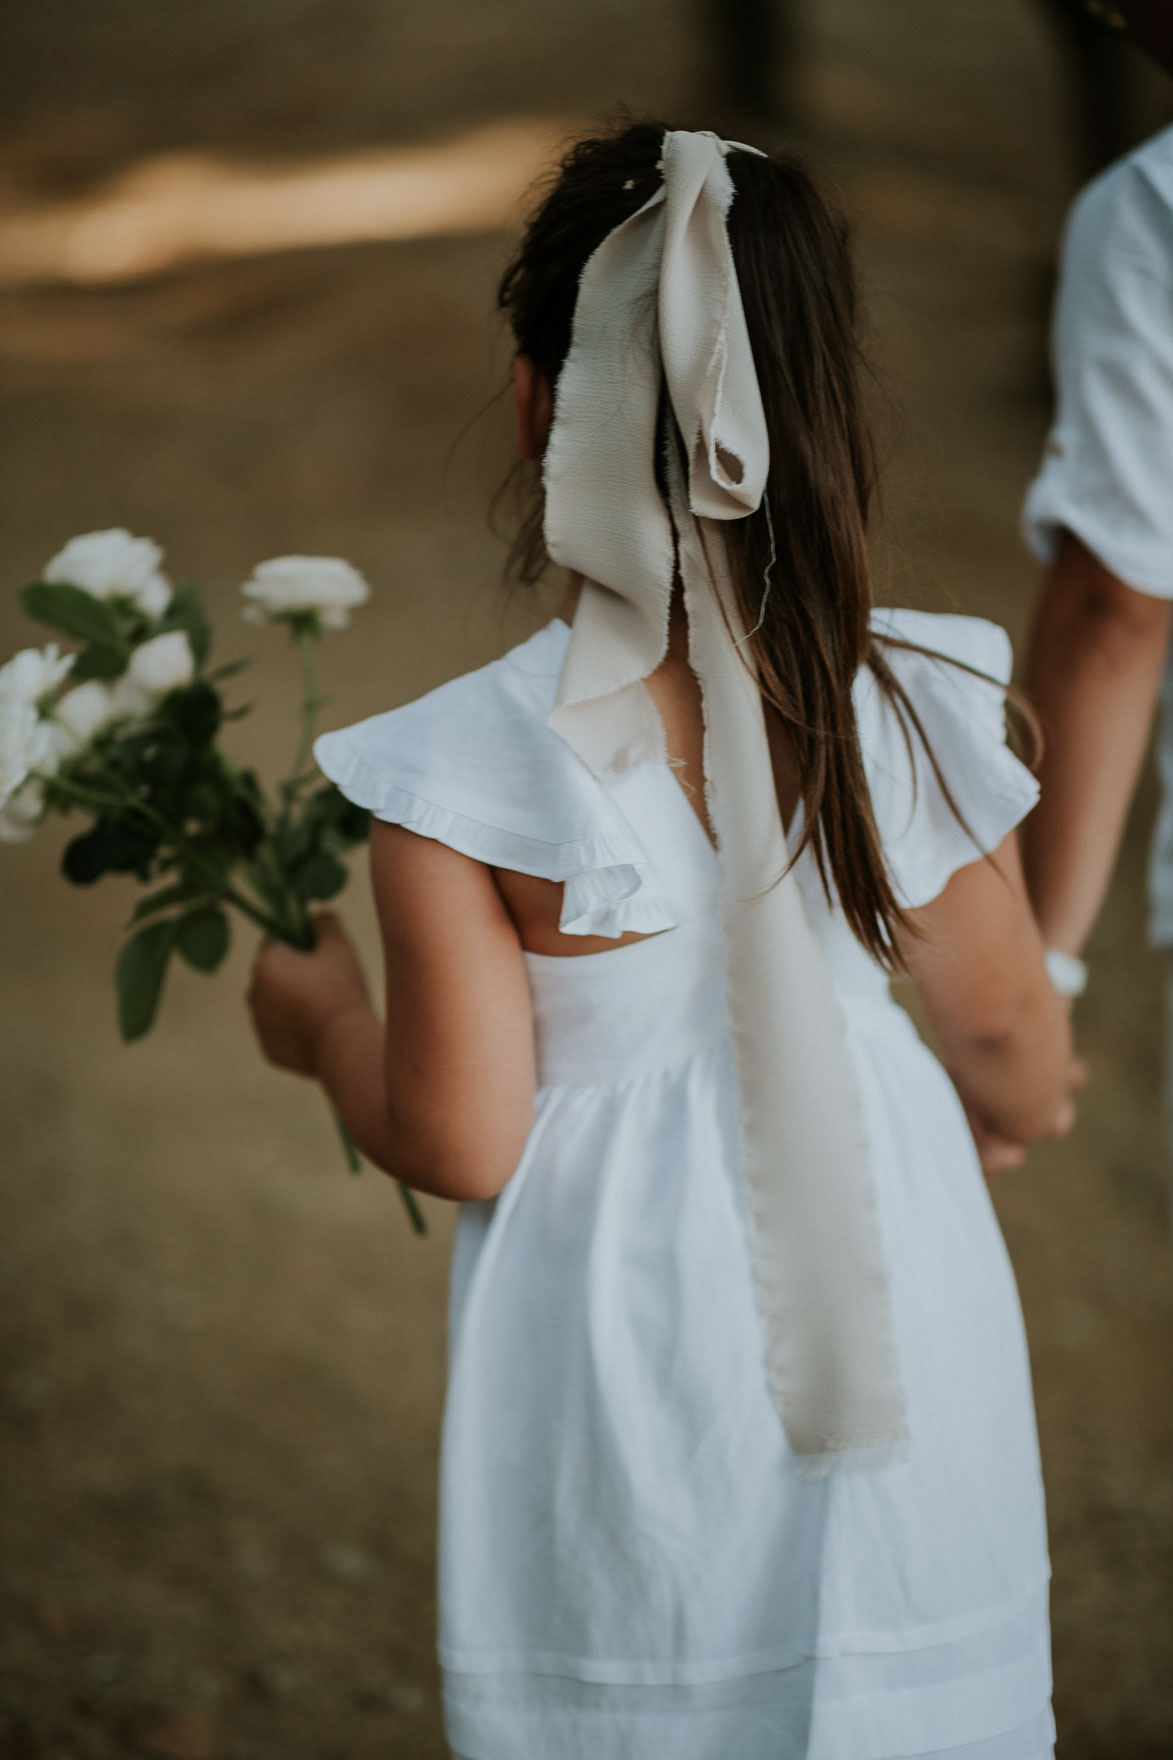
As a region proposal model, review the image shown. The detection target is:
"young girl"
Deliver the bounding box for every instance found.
[248,123,1079,1760]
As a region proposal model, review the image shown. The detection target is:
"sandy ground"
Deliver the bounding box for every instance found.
[1,3,1171,1756]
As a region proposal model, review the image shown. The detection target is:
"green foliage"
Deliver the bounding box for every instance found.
[176,907,230,972]
[131,882,202,922]
[206,658,250,685]
[296,783,371,852]
[290,850,347,901]
[164,681,221,747]
[222,788,264,858]
[63,816,159,884]
[116,919,178,1041]
[22,569,368,1055]
[71,642,129,681]
[9,546,423,1215]
[161,581,212,668]
[19,582,130,656]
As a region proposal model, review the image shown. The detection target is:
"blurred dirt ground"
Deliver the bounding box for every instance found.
[1,2,1171,1756]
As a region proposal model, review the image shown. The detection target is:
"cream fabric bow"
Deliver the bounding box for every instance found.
[543,129,907,1469]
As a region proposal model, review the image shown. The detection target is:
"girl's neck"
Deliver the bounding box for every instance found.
[557,575,690,663]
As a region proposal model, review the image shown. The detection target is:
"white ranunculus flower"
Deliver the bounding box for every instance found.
[0,777,46,843]
[51,680,116,757]
[0,696,58,809]
[43,528,173,617]
[127,630,195,697]
[240,555,370,630]
[0,643,75,705]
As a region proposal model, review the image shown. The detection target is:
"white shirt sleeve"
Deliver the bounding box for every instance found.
[1023,136,1173,600]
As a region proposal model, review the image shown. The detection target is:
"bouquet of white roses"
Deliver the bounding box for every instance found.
[1,528,423,1232]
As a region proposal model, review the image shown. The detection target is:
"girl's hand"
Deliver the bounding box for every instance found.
[247,913,371,1077]
[968,1121,1027,1179]
[965,1051,1088,1179]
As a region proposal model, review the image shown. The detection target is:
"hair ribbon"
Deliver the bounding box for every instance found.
[543,129,908,1470]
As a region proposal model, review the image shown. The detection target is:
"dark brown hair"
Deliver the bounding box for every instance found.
[497,121,1019,967]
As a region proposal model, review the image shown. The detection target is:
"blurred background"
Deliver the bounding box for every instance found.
[1,2,1171,1756]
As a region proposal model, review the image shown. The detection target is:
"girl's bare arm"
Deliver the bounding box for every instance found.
[248,820,536,1202]
[899,832,1078,1148]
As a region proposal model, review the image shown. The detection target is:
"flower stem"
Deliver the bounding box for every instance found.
[285,621,323,801]
[335,1110,362,1172]
[396,1182,428,1235]
[334,1110,427,1234]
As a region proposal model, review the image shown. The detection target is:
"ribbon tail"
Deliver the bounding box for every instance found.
[672,467,909,1466]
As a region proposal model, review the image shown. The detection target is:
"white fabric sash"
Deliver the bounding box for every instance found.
[543,129,907,1467]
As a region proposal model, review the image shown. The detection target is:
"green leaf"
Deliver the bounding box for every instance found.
[130,882,199,923]
[223,793,264,857]
[205,657,250,684]
[275,821,312,868]
[180,781,220,824]
[162,581,212,668]
[176,906,230,973]
[116,919,178,1041]
[62,818,158,885]
[71,641,129,682]
[164,681,220,747]
[300,784,369,849]
[290,851,347,901]
[143,734,190,791]
[20,582,128,652]
[332,800,370,847]
[99,728,153,770]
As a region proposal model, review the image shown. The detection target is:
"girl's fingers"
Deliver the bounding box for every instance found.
[245,913,370,1080]
[977,1134,1026,1177]
[1036,1096,1076,1140]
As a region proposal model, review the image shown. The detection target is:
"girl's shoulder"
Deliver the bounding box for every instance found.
[314,620,666,935]
[857,608,1038,909]
[314,618,578,865]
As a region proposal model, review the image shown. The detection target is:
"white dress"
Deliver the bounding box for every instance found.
[315,609,1055,1760]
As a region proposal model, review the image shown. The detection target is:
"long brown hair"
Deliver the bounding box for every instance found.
[497,121,1023,967]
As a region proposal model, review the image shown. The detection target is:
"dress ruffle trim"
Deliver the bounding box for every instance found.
[863,610,1040,911]
[559,864,677,937]
[315,727,679,939]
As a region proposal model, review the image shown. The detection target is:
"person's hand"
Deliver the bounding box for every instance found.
[969,1122,1027,1178]
[1049,1050,1089,1135]
[966,1051,1088,1179]
[247,913,371,1077]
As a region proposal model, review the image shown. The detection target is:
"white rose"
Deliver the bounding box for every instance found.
[0,643,75,705]
[0,696,58,808]
[0,777,46,843]
[51,680,115,757]
[43,528,173,618]
[126,630,195,697]
[109,676,155,722]
[240,555,370,630]
[104,633,195,725]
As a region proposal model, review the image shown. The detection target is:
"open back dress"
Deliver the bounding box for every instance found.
[315,607,1055,1760]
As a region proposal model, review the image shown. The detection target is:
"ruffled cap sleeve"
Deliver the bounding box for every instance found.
[859,609,1039,909]
[313,622,677,938]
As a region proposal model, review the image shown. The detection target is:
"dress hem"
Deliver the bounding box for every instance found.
[438,1569,1051,1686]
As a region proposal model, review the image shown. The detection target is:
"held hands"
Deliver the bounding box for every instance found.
[247,912,371,1077]
[966,1050,1088,1179]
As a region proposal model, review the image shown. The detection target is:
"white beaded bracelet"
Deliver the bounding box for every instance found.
[1044,948,1088,999]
